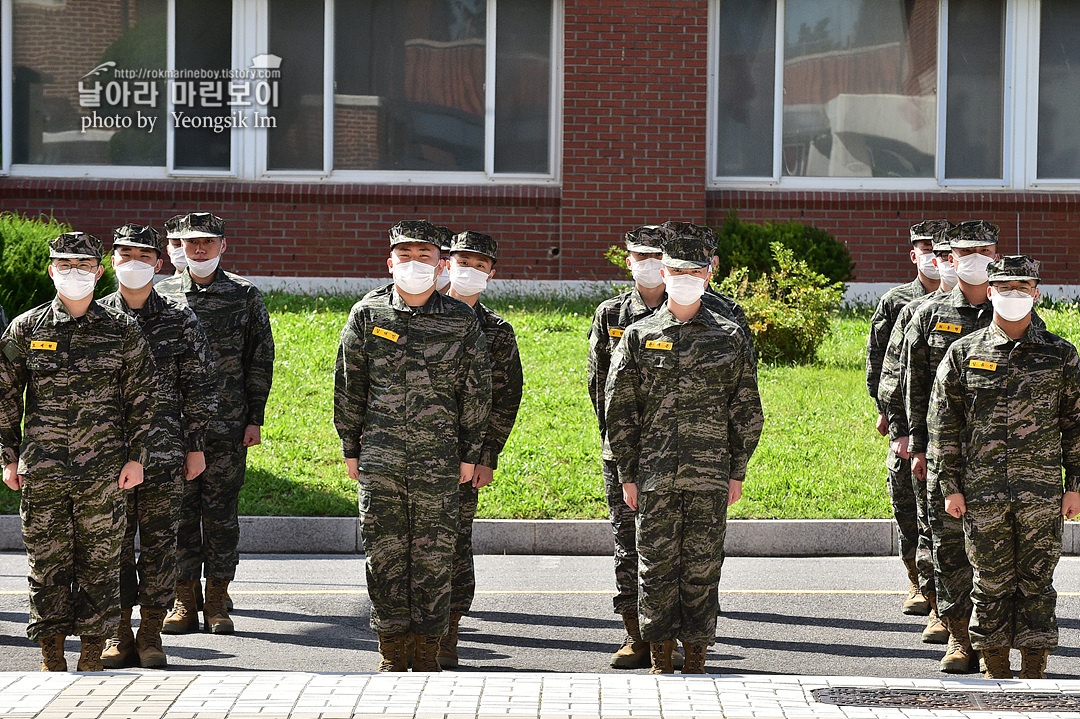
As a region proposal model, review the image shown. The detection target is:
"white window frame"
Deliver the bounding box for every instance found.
[1,0,561,184]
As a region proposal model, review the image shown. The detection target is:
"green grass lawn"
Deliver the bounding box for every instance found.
[1,294,1077,518]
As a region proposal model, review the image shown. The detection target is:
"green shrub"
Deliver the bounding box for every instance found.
[714,211,854,285]
[717,243,844,365]
[604,244,632,279]
[0,212,117,317]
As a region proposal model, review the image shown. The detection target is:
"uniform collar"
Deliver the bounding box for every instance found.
[116,288,166,317]
[987,318,1046,346]
[49,295,106,323]
[180,268,231,293]
[628,287,663,316]
[390,285,446,314]
[654,301,713,328]
[947,284,989,310]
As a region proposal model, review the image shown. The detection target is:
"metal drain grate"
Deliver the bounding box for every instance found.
[812,687,1080,712]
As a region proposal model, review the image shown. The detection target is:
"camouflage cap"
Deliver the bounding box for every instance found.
[624,225,664,254]
[173,212,225,239]
[988,255,1041,284]
[659,225,717,269]
[661,220,717,244]
[449,231,498,263]
[49,232,103,260]
[945,220,999,249]
[164,214,187,239]
[436,225,454,253]
[112,223,165,253]
[931,227,952,253]
[910,219,953,244]
[389,219,443,248]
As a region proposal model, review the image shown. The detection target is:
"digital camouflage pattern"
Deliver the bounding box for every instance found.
[625,225,663,254]
[910,219,954,243]
[176,442,247,581]
[49,232,103,259]
[450,301,523,615]
[945,220,999,249]
[335,284,491,636]
[119,468,182,609]
[867,278,931,415]
[658,225,715,269]
[171,212,225,239]
[449,231,498,262]
[704,287,756,369]
[112,223,165,253]
[389,219,444,248]
[987,255,1041,283]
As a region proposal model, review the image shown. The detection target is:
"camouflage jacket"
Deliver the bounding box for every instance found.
[156,269,275,444]
[0,297,156,479]
[866,278,930,413]
[604,302,763,492]
[474,302,522,470]
[928,321,1080,503]
[705,285,756,368]
[334,284,491,480]
[99,289,218,470]
[878,291,940,440]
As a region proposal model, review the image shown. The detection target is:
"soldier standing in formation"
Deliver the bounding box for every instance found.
[930,256,1080,680]
[98,224,218,668]
[334,219,491,672]
[0,232,156,671]
[164,215,189,275]
[158,213,275,636]
[605,226,763,674]
[441,230,523,668]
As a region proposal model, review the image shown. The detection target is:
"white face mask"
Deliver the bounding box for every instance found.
[187,255,221,278]
[630,258,664,289]
[916,251,939,280]
[51,266,98,301]
[664,273,707,306]
[936,258,957,290]
[114,259,156,289]
[392,259,437,294]
[991,289,1036,322]
[168,244,188,272]
[953,252,994,285]
[435,265,451,292]
[448,265,490,296]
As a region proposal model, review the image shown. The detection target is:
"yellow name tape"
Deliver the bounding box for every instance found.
[30,341,57,351]
[969,360,998,371]
[608,328,624,338]
[935,322,962,334]
[372,327,400,343]
[645,340,673,351]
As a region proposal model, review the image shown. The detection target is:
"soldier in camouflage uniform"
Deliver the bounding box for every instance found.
[867,220,952,619]
[605,226,763,675]
[164,215,189,275]
[98,224,218,668]
[0,232,155,672]
[877,226,956,644]
[439,230,523,668]
[157,213,275,636]
[930,256,1080,680]
[435,226,453,293]
[335,219,491,672]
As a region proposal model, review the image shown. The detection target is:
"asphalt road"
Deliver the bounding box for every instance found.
[2,553,1080,678]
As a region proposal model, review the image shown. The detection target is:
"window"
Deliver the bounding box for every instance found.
[1036,0,1080,180]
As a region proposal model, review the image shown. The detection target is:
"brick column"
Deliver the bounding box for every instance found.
[560,0,711,279]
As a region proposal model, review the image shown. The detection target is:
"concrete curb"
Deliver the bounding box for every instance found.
[3,515,1077,556]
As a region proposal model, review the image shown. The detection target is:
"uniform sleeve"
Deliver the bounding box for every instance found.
[879,316,910,440]
[120,322,158,467]
[604,331,642,484]
[866,296,892,410]
[178,309,218,453]
[478,325,523,469]
[727,299,757,373]
[1059,345,1080,493]
[902,312,934,455]
[457,318,492,465]
[926,347,966,498]
[242,288,275,427]
[586,305,610,435]
[727,337,764,484]
[333,307,369,459]
[0,322,28,466]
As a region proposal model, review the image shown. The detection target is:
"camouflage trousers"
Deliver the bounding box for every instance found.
[885,449,919,566]
[603,459,637,615]
[176,442,246,582]
[359,473,459,637]
[449,482,479,615]
[120,466,183,610]
[20,476,125,641]
[914,474,935,598]
[928,481,973,621]
[964,500,1062,651]
[636,489,727,646]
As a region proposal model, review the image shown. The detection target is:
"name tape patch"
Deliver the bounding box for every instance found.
[935,322,963,334]
[608,328,624,338]
[372,327,400,343]
[30,341,57,351]
[969,360,998,371]
[645,340,673,351]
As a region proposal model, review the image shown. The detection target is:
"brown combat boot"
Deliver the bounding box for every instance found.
[648,640,676,674]
[101,608,137,668]
[940,617,977,673]
[610,611,650,669]
[1018,648,1048,679]
[681,644,708,674]
[982,647,1013,679]
[204,578,234,634]
[39,634,66,672]
[437,613,462,669]
[921,592,949,644]
[136,607,169,668]
[162,580,200,634]
[377,633,408,672]
[77,636,105,672]
[902,558,930,615]
[412,634,442,672]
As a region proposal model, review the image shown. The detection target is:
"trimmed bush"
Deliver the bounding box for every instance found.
[714,212,854,284]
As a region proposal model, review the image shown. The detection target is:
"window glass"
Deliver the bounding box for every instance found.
[1037,0,1080,179]
[267,0,324,171]
[780,0,937,178]
[13,0,167,166]
[716,0,775,177]
[494,0,551,174]
[943,0,1004,179]
[334,0,486,172]
[174,0,232,171]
